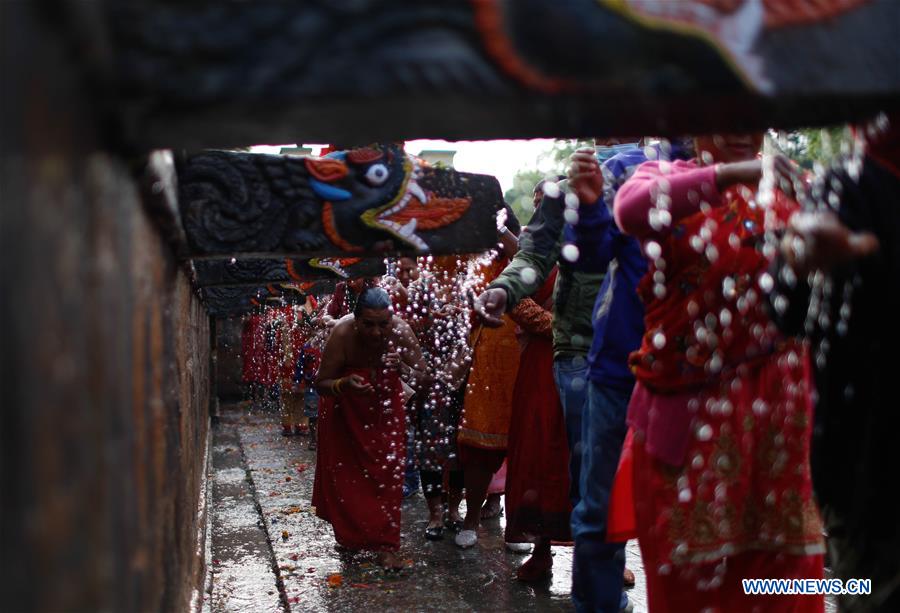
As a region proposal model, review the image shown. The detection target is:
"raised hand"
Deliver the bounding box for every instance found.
[567,147,604,205]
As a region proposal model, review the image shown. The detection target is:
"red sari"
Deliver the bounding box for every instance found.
[241,313,264,384]
[504,269,572,543]
[312,368,405,552]
[615,160,825,612]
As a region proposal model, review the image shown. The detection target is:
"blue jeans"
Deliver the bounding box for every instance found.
[571,380,631,613]
[552,356,589,508]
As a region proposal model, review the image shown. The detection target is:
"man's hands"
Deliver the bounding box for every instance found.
[781,211,879,275]
[316,314,337,329]
[343,373,373,394]
[383,351,401,371]
[473,287,508,327]
[567,147,604,205]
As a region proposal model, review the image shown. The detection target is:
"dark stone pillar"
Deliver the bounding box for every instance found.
[1,4,211,611]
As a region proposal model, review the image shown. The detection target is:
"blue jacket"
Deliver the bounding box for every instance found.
[567,143,690,390]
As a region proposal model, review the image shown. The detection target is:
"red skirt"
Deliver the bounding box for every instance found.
[312,368,405,552]
[504,337,572,543]
[606,428,637,543]
[632,351,825,611]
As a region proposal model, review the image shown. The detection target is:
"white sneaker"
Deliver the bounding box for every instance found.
[505,542,532,553]
[455,529,478,548]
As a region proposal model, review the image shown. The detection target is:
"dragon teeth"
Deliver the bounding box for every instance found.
[406,181,427,204]
[399,219,417,236]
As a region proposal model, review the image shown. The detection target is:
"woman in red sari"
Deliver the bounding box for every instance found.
[613,134,825,612]
[312,288,427,569]
[504,266,573,581]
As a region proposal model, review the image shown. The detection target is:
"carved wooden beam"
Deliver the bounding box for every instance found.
[202,281,337,318]
[193,257,386,287]
[177,144,502,259]
[90,0,900,149]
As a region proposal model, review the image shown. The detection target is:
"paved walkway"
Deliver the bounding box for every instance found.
[206,408,835,612]
[206,409,648,612]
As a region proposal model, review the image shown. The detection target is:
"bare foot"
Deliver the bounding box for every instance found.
[623,566,635,587]
[481,494,503,520]
[516,547,552,582]
[377,551,405,570]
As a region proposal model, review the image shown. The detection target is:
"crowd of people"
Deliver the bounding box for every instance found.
[240,118,898,612]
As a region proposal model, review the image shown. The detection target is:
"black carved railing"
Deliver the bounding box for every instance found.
[176,144,502,259]
[92,0,900,149]
[176,144,501,315]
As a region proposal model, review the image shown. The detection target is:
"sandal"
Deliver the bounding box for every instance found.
[424,526,444,541]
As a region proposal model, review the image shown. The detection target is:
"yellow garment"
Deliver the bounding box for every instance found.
[458,257,521,450]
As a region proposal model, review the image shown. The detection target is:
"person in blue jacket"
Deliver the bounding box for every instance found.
[565,139,692,613]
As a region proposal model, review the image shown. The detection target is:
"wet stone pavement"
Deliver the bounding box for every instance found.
[206,408,835,612]
[206,408,648,612]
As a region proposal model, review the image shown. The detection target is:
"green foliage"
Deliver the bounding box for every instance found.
[540,138,596,171]
[771,126,851,169]
[503,139,593,225]
[504,169,545,225]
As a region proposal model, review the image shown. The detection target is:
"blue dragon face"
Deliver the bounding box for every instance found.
[303,143,431,251]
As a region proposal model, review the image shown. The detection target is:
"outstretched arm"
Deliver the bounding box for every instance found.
[614,161,721,239]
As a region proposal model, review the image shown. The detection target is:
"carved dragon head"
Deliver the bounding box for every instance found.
[301,143,467,252]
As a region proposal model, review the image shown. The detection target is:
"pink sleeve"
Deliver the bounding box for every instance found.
[614,161,722,239]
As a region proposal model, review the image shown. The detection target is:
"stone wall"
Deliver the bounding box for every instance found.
[1,4,211,611]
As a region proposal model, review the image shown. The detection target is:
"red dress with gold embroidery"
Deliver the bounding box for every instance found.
[615,159,825,612]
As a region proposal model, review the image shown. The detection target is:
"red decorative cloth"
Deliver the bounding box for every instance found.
[241,313,264,384]
[312,368,405,552]
[615,159,824,610]
[504,269,572,543]
[605,428,636,543]
[634,437,825,613]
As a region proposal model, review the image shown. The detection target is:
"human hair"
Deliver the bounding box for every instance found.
[502,203,522,237]
[353,286,392,316]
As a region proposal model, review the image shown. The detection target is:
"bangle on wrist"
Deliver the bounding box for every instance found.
[498,225,508,235]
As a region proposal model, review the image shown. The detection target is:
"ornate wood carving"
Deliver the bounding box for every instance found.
[177,144,501,258]
[90,0,900,149]
[194,257,385,286]
[202,281,337,318]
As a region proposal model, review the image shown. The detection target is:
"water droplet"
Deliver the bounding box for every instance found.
[520,267,537,285]
[652,332,667,349]
[542,181,560,199]
[696,424,713,441]
[561,243,580,262]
